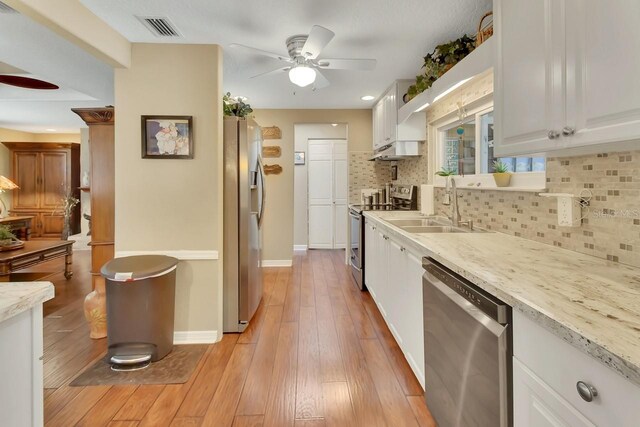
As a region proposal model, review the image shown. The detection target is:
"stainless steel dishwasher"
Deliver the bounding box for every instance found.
[422,257,512,427]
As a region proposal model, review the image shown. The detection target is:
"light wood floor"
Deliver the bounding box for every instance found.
[42,249,436,426]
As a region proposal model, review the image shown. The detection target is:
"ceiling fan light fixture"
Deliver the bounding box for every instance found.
[289,65,316,87]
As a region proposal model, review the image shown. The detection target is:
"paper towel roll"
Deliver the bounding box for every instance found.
[421,184,435,215]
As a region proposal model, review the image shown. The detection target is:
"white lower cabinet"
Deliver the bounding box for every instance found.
[514,311,640,427]
[0,305,44,427]
[364,219,425,388]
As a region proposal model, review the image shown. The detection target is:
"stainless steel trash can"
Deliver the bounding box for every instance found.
[101,255,179,369]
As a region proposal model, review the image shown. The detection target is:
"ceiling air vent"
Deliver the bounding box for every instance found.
[136,16,181,37]
[0,1,18,13]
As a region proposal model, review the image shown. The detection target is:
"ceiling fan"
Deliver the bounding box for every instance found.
[0,75,59,90]
[230,25,376,89]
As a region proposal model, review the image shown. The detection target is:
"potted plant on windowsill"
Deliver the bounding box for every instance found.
[492,160,512,187]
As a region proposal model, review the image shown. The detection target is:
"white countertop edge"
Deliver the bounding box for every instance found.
[362,211,640,387]
[0,281,55,323]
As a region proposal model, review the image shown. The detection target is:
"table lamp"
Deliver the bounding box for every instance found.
[0,176,19,218]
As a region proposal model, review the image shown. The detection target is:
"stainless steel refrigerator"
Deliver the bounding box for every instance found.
[223,116,265,332]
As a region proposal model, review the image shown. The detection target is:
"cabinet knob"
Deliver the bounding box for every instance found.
[400,247,406,252]
[548,130,560,140]
[576,381,598,402]
[562,126,576,137]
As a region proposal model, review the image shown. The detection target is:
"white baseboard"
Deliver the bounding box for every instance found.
[173,330,218,344]
[293,245,308,251]
[115,250,219,260]
[262,259,293,267]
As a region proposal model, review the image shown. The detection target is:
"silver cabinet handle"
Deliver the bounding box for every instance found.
[548,130,560,140]
[383,235,389,240]
[576,381,598,402]
[562,126,576,136]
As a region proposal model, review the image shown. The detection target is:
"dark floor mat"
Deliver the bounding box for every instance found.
[69,344,207,386]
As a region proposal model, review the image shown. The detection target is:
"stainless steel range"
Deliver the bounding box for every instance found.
[349,184,417,290]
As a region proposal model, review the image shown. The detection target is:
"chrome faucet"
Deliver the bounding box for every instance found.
[448,178,474,230]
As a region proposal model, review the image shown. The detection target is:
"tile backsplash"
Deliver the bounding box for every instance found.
[432,150,640,268]
[349,151,391,203]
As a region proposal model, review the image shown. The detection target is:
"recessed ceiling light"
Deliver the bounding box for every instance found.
[45,128,56,132]
[361,95,375,101]
[331,123,338,127]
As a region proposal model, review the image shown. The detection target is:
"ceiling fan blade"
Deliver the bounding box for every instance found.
[313,69,330,89]
[229,44,292,62]
[0,75,59,90]
[250,66,291,79]
[316,58,377,71]
[302,25,335,59]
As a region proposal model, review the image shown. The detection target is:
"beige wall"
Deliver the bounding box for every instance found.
[0,127,82,209]
[114,44,223,335]
[251,109,372,261]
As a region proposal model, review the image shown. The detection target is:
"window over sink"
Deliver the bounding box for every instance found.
[433,101,546,191]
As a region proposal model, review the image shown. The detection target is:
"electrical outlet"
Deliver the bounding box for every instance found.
[557,196,581,227]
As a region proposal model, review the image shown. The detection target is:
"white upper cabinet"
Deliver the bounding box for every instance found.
[372,81,426,151]
[495,0,640,156]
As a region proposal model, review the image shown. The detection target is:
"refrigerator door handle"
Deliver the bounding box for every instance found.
[257,156,266,227]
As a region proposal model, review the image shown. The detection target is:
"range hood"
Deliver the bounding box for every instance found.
[370,141,421,161]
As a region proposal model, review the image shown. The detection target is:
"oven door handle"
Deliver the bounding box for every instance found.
[349,210,361,220]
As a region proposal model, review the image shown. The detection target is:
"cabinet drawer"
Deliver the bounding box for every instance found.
[514,311,640,426]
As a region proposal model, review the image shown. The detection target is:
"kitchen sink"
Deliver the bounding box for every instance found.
[386,218,448,227]
[401,225,468,233]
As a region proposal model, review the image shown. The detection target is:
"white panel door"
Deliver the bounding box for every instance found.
[308,141,334,249]
[333,142,348,248]
[308,140,348,249]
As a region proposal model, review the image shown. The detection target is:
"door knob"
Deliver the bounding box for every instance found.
[576,381,598,402]
[548,130,560,140]
[562,127,576,136]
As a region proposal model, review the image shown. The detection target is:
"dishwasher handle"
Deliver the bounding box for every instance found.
[422,257,510,325]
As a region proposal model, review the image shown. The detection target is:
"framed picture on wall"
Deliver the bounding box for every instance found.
[294,151,305,165]
[141,115,193,159]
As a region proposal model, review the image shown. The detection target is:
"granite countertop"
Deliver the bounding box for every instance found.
[0,282,54,323]
[364,210,640,386]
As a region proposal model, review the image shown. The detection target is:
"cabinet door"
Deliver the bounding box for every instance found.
[41,213,64,238]
[514,358,595,427]
[40,151,68,210]
[403,250,425,388]
[494,0,566,156]
[384,87,398,144]
[375,228,389,318]
[12,152,39,210]
[372,102,383,150]
[364,221,376,295]
[386,238,406,342]
[564,0,640,149]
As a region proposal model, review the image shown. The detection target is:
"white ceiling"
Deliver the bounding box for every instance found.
[80,0,491,109]
[0,11,114,133]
